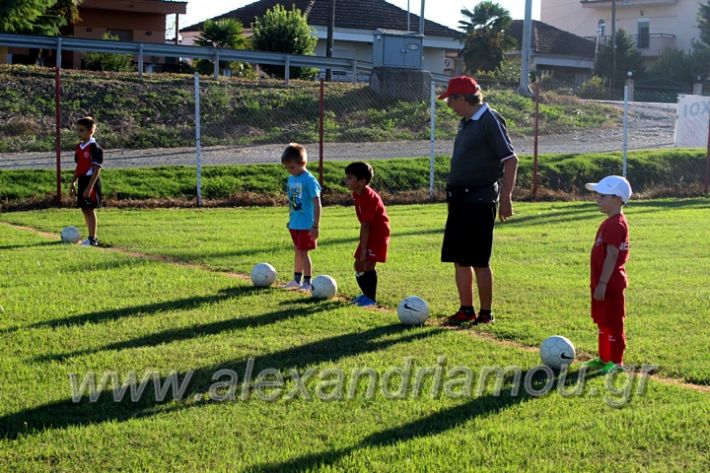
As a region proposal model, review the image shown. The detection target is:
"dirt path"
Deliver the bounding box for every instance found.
[3,218,706,395]
[0,102,677,170]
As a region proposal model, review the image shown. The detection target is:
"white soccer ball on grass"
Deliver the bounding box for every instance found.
[60,226,81,244]
[540,335,576,369]
[251,263,277,287]
[397,296,430,325]
[311,275,338,299]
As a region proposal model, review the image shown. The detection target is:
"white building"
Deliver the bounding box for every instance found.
[541,0,703,57]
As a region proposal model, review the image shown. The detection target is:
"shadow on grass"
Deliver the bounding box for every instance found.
[0,240,62,251]
[249,369,605,473]
[34,298,344,362]
[0,323,444,440]
[502,197,710,229]
[11,286,263,332]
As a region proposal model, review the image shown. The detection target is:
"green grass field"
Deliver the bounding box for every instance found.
[0,149,705,204]
[1,200,709,471]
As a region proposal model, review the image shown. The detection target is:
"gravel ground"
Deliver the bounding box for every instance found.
[0,102,678,170]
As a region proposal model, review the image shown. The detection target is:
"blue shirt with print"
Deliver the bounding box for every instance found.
[287,170,321,230]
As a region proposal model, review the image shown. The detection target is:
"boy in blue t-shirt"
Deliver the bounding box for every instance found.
[281,143,322,292]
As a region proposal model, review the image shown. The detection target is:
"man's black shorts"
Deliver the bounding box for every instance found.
[441,202,497,267]
[77,175,102,209]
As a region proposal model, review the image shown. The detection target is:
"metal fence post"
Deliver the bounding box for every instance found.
[55,37,62,203]
[285,55,290,86]
[138,43,144,78]
[705,113,710,195]
[318,79,325,186]
[194,73,203,207]
[213,51,219,80]
[429,80,436,197]
[623,83,629,178]
[352,60,357,83]
[532,81,540,198]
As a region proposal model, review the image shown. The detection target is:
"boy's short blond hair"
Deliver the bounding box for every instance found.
[281,143,308,165]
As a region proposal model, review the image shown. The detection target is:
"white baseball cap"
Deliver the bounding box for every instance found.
[585,175,632,203]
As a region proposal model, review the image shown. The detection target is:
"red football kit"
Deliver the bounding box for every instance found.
[353,186,391,263]
[590,213,630,364]
[74,138,104,209]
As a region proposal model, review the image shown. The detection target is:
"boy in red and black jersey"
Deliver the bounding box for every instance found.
[70,116,103,247]
[584,175,632,373]
[344,162,391,307]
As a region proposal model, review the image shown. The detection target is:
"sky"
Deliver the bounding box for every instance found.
[180,0,541,31]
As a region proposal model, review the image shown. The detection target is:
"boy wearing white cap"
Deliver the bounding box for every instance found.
[584,175,632,373]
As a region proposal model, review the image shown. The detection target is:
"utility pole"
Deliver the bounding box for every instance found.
[418,0,426,68]
[326,0,336,81]
[407,0,411,32]
[518,0,533,96]
[418,0,425,35]
[610,0,617,93]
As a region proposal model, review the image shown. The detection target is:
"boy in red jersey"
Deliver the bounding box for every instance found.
[70,117,103,247]
[584,175,632,373]
[344,162,391,307]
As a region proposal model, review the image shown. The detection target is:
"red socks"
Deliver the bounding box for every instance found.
[598,328,611,362]
[598,327,626,364]
[608,330,626,364]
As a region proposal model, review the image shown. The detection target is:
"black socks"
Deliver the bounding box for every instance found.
[356,270,378,302]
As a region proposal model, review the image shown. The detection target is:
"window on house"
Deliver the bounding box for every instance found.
[637,20,650,49]
[107,29,132,42]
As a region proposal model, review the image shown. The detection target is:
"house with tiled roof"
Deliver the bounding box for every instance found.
[509,19,596,84]
[6,0,187,69]
[180,0,462,77]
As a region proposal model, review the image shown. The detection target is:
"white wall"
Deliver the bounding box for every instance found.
[541,0,702,53]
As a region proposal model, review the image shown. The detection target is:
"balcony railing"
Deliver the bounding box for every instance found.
[581,0,678,7]
[587,33,676,57]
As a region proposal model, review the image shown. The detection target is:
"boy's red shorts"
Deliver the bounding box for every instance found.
[354,233,390,263]
[591,288,626,331]
[289,229,317,251]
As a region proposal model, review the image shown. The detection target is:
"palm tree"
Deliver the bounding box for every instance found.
[458,1,516,74]
[195,19,247,74]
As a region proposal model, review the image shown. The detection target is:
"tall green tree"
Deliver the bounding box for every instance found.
[594,29,646,85]
[251,4,317,79]
[698,0,710,46]
[195,19,248,75]
[648,48,696,86]
[0,0,81,35]
[1,0,82,65]
[458,1,516,74]
[694,1,710,79]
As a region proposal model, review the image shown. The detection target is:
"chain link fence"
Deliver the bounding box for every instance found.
[0,64,708,207]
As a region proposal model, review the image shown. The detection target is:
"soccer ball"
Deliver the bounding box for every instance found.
[540,335,576,369]
[60,226,81,244]
[251,263,277,287]
[397,296,429,325]
[312,275,337,299]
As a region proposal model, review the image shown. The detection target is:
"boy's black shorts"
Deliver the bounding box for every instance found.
[441,202,497,267]
[77,175,102,209]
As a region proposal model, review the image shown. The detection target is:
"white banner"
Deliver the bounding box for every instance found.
[675,94,710,148]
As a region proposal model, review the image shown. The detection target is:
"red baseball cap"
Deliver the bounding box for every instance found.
[438,76,480,100]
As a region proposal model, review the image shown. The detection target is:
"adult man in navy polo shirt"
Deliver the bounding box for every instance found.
[439,76,518,326]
